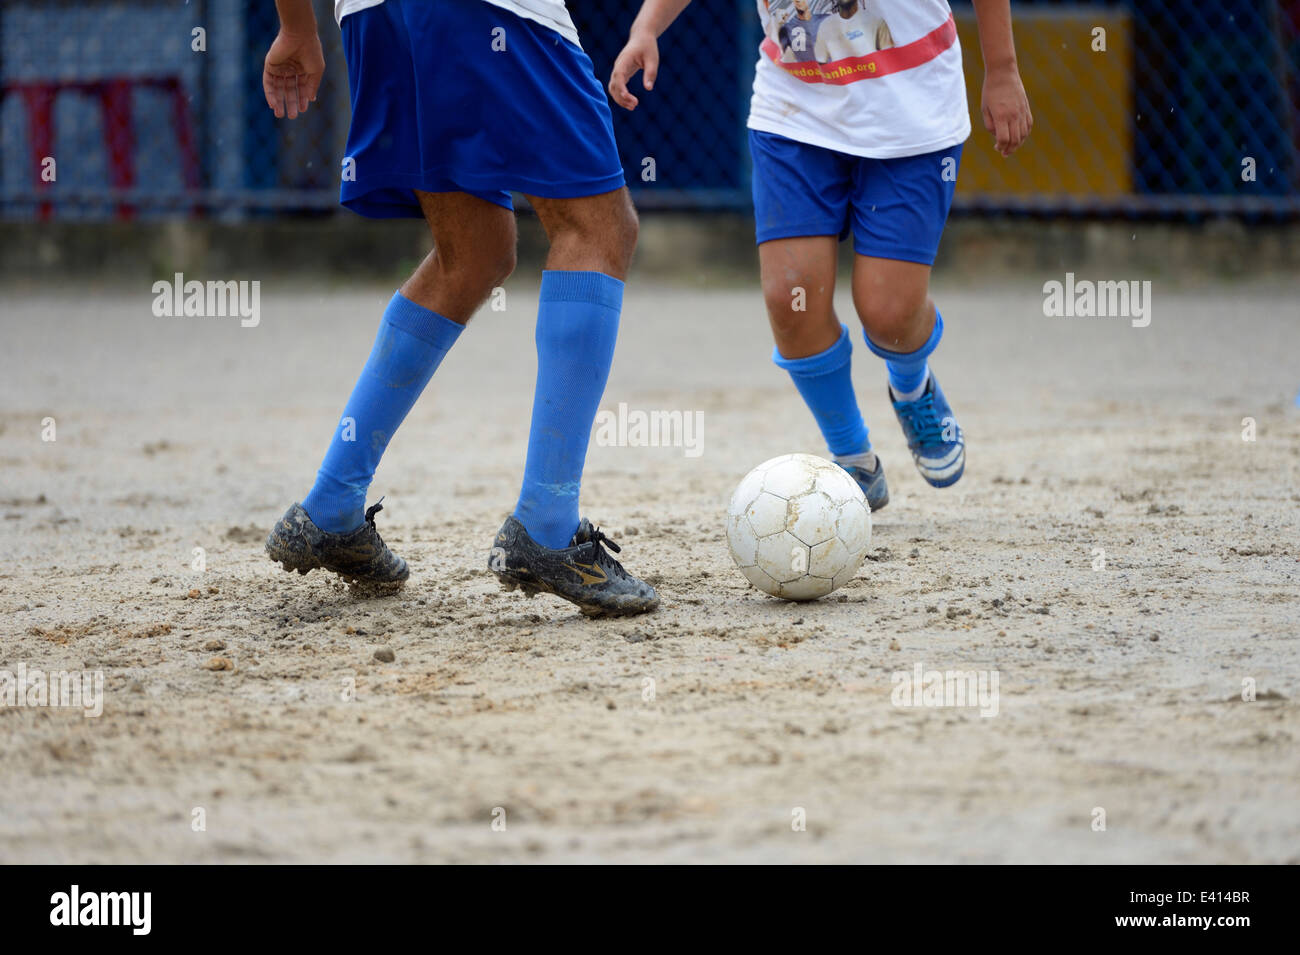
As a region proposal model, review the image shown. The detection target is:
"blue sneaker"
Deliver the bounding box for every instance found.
[837,456,890,512]
[890,374,965,488]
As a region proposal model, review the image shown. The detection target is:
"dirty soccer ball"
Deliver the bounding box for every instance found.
[726,453,872,601]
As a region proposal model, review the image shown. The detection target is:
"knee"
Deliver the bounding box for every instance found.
[762,270,828,334]
[489,244,518,288]
[607,197,639,273]
[437,238,516,297]
[857,292,930,352]
[551,194,638,276]
[762,274,800,332]
[622,205,640,266]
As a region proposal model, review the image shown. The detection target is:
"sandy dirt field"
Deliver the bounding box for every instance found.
[1,274,1297,863]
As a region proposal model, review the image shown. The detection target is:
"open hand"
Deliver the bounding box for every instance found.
[263,30,325,119]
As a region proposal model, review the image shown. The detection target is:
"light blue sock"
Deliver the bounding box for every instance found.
[772,324,870,457]
[301,291,463,533]
[513,270,622,549]
[864,308,944,401]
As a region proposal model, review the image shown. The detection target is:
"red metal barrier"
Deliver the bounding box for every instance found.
[1,76,200,220]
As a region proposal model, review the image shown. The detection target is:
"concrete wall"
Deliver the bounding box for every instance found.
[2,217,1296,288]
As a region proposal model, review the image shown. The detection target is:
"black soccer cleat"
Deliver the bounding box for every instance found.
[265,499,408,593]
[489,515,659,618]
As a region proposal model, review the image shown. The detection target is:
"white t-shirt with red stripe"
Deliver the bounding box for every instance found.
[334,0,580,48]
[749,0,970,159]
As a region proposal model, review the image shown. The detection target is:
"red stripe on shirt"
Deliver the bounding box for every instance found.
[761,13,958,86]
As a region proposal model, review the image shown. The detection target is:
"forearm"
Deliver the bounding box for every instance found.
[275,0,318,37]
[629,0,693,39]
[970,0,1018,73]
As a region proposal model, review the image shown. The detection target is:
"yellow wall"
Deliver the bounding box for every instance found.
[955,10,1134,196]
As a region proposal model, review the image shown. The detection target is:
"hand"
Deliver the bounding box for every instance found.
[609,30,660,111]
[981,66,1032,157]
[263,30,325,119]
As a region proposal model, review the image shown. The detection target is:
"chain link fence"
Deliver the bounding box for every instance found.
[2,0,1297,220]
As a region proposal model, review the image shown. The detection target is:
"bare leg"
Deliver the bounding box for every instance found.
[524,188,638,279]
[851,254,935,353]
[758,236,841,358]
[402,190,518,322]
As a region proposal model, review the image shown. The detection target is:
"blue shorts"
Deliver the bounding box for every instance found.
[340,0,625,217]
[749,129,962,265]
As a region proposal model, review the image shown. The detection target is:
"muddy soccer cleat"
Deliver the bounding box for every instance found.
[890,374,965,488]
[265,499,408,592]
[489,516,659,617]
[837,455,890,513]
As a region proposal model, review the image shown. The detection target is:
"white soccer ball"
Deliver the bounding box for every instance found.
[725,453,872,601]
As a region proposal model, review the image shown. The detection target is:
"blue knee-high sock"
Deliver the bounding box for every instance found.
[513,270,622,549]
[865,309,944,401]
[773,324,870,457]
[301,291,464,533]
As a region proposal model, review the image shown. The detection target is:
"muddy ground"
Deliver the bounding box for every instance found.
[1,275,1297,863]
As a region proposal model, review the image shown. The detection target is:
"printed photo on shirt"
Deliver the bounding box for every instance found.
[762,0,892,67]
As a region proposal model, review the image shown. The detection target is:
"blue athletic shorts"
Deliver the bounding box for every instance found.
[749,129,963,265]
[339,0,625,217]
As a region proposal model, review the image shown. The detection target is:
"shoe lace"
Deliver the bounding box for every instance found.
[364,496,385,526]
[898,393,948,445]
[581,524,631,581]
[586,525,622,554]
